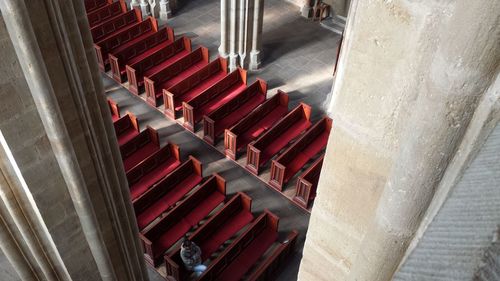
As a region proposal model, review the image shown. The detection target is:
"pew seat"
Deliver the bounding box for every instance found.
[113,113,139,147]
[224,91,289,160]
[269,117,332,190]
[134,156,202,230]
[203,79,267,145]
[127,144,181,200]
[246,103,312,175]
[120,126,160,172]
[140,175,226,266]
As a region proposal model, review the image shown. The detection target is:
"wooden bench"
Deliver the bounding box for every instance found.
[90,9,142,43]
[87,0,126,28]
[269,117,332,190]
[245,230,299,281]
[224,90,289,160]
[120,126,160,172]
[113,112,139,147]
[203,79,267,145]
[133,156,202,230]
[246,103,312,175]
[94,17,158,71]
[164,192,253,281]
[126,143,181,201]
[144,47,209,107]
[126,37,192,95]
[163,57,228,119]
[109,27,175,83]
[293,155,324,209]
[107,98,120,121]
[182,68,247,132]
[197,210,279,281]
[85,0,112,13]
[139,174,226,266]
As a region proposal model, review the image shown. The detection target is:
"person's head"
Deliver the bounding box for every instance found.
[181,237,192,248]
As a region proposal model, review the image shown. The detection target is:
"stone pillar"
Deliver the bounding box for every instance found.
[298,0,500,281]
[249,0,263,70]
[0,0,149,280]
[130,0,140,9]
[300,0,312,18]
[159,0,171,21]
[219,0,229,57]
[140,0,150,17]
[220,0,264,71]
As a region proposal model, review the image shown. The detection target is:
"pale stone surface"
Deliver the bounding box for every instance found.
[299,0,500,280]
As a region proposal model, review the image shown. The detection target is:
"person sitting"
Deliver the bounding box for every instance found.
[180,237,206,276]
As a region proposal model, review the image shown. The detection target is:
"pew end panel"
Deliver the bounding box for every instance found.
[269,160,287,191]
[126,65,139,95]
[138,233,154,265]
[107,98,120,121]
[293,155,324,209]
[182,101,195,132]
[224,129,238,160]
[246,142,262,175]
[163,90,177,119]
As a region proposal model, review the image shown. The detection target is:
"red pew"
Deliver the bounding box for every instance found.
[107,98,120,121]
[144,47,209,107]
[87,1,126,28]
[269,117,332,190]
[126,37,192,95]
[133,156,203,230]
[126,144,181,201]
[109,27,175,83]
[120,126,160,172]
[224,90,289,160]
[90,9,142,43]
[203,79,267,145]
[164,192,253,281]
[113,112,139,147]
[246,230,299,281]
[197,210,280,281]
[85,0,112,13]
[293,155,324,209]
[182,68,247,132]
[139,174,226,266]
[94,17,158,71]
[163,57,228,119]
[246,103,312,175]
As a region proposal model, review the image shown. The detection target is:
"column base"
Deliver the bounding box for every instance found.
[249,50,261,71]
[301,5,312,18]
[130,2,140,10]
[218,46,229,58]
[229,53,239,72]
[159,1,171,21]
[140,3,150,18]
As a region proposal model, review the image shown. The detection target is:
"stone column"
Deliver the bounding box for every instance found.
[0,0,149,280]
[140,0,150,17]
[228,0,239,71]
[249,0,263,70]
[130,0,140,9]
[219,0,229,57]
[298,0,500,281]
[300,0,312,18]
[159,0,171,21]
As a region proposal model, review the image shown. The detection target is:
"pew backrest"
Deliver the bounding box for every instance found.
[87,1,126,28]
[90,9,141,42]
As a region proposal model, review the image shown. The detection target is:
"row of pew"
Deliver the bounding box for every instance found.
[107,98,298,280]
[88,0,326,206]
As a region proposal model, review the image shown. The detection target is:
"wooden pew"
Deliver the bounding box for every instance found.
[107,98,120,121]
[245,230,299,281]
[203,79,267,145]
[113,112,139,147]
[269,117,332,190]
[246,103,312,175]
[182,68,247,132]
[85,0,112,13]
[163,57,228,119]
[120,126,160,172]
[139,174,226,266]
[94,17,158,71]
[126,143,181,201]
[90,9,142,43]
[164,192,253,281]
[224,90,289,160]
[87,0,126,28]
[293,155,324,209]
[197,210,279,281]
[109,27,175,83]
[144,47,209,107]
[126,37,192,95]
[133,156,202,230]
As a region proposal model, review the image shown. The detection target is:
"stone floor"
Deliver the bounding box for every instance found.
[109,0,339,280]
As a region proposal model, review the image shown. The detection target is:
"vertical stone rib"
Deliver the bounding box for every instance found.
[0,1,117,280]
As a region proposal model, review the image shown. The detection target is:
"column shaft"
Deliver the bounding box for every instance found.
[219,0,229,57]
